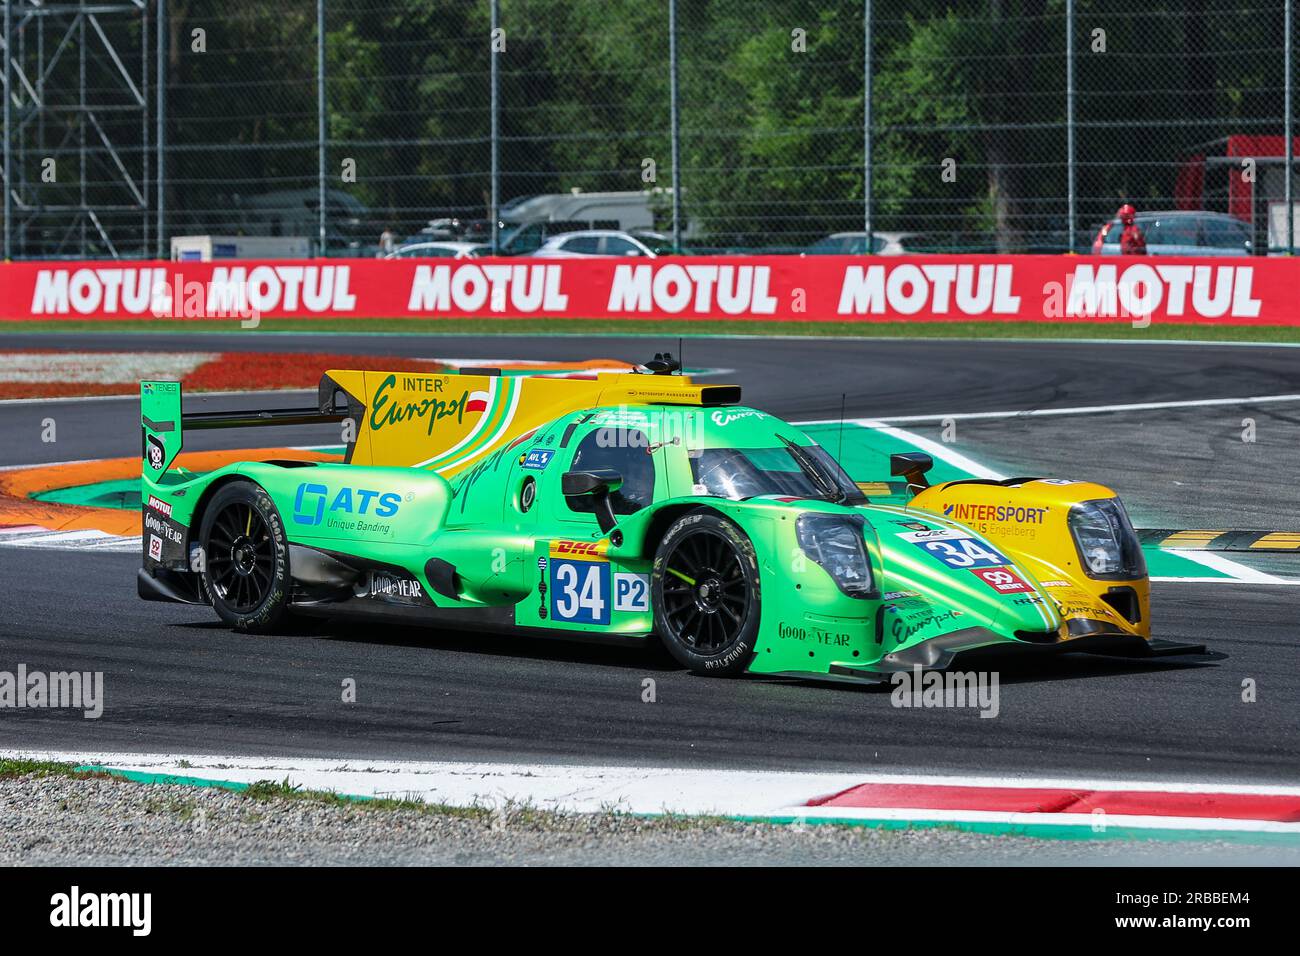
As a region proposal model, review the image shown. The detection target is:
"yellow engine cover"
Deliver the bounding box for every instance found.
[909,478,1151,641]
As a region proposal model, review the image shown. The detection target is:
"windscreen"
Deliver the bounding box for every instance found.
[689,443,865,503]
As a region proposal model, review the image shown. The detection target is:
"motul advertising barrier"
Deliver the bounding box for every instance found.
[1,255,1296,324]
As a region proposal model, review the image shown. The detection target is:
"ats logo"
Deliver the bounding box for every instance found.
[293,482,402,525]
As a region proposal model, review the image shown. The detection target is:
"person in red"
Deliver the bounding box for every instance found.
[1116,203,1146,255]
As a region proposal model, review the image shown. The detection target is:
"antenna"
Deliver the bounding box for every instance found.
[677,337,684,375]
[837,393,846,463]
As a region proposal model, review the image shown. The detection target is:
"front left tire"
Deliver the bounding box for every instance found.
[651,509,760,676]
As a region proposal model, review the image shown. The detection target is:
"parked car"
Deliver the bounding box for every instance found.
[403,218,492,244]
[531,230,659,258]
[498,219,605,255]
[805,232,928,255]
[385,241,487,260]
[629,231,681,255]
[1091,210,1253,256]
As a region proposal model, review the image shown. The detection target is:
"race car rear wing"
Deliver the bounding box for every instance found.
[141,357,739,480]
[140,378,350,478]
[321,362,740,477]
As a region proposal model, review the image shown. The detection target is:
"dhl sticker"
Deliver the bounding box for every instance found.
[549,539,609,560]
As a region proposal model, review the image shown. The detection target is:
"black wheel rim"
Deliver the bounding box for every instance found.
[661,528,750,653]
[206,501,275,612]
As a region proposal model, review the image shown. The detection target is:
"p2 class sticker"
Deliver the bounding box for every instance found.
[613,572,650,612]
[970,566,1034,594]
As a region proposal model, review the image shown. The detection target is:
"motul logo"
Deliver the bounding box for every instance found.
[836,264,1021,316]
[29,265,355,316]
[407,263,569,313]
[607,264,778,315]
[1054,264,1261,319]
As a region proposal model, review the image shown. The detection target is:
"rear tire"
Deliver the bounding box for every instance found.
[199,480,290,633]
[651,510,760,676]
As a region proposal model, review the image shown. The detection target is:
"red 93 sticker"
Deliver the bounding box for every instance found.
[970,566,1034,594]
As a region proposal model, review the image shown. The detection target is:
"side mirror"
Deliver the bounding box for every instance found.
[890,452,934,494]
[562,469,623,534]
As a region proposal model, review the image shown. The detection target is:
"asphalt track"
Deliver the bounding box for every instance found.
[2,332,1299,783]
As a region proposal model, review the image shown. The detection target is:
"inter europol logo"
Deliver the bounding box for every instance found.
[292,482,402,526]
[367,373,482,436]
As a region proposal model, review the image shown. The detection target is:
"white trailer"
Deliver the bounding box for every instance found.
[170,235,312,262]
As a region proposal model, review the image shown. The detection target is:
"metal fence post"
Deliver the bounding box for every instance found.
[3,0,12,261]
[1286,0,1294,255]
[668,0,682,251]
[490,0,500,254]
[317,0,327,255]
[1066,0,1077,253]
[156,0,166,258]
[863,0,872,244]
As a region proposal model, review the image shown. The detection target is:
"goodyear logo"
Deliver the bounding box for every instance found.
[293,482,402,526]
[549,539,608,560]
[943,503,1048,524]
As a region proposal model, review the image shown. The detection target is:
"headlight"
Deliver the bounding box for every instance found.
[1068,498,1146,579]
[796,513,874,598]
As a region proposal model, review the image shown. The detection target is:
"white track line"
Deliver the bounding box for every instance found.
[1174,549,1293,585]
[798,393,1300,426]
[850,420,1006,479]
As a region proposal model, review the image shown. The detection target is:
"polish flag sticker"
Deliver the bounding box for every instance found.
[970,567,1034,594]
[465,390,491,413]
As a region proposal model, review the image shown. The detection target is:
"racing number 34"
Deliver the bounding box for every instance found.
[551,559,610,625]
[915,535,1009,569]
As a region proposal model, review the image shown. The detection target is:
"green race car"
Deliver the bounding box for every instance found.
[138,356,1199,682]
